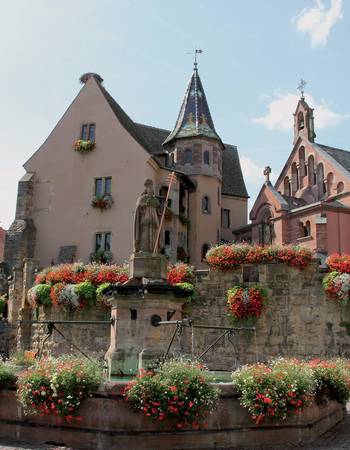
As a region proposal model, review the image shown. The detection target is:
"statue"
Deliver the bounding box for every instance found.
[133,179,160,254]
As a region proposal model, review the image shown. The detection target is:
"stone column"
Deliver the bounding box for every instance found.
[106,287,185,377]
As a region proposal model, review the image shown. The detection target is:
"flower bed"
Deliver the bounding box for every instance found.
[74,139,95,153]
[227,285,268,326]
[232,358,350,425]
[28,263,128,311]
[17,356,102,422]
[124,360,219,429]
[206,244,312,271]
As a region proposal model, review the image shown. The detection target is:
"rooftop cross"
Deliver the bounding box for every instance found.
[263,166,272,183]
[297,78,307,99]
[187,48,203,70]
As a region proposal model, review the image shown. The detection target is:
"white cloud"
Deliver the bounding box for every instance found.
[240,157,277,185]
[252,91,349,131]
[294,0,343,47]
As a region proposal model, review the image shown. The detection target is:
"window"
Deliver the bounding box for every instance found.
[308,155,316,186]
[327,172,334,196]
[298,112,304,130]
[284,176,291,196]
[184,148,192,164]
[221,208,230,228]
[159,186,172,208]
[203,150,210,165]
[291,162,299,193]
[95,232,111,251]
[81,123,95,142]
[201,243,209,261]
[202,196,211,213]
[317,163,326,195]
[95,177,112,197]
[337,181,344,194]
[299,221,311,238]
[165,230,171,246]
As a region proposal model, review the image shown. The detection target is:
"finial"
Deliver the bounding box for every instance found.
[297,78,307,99]
[187,48,203,70]
[263,166,272,183]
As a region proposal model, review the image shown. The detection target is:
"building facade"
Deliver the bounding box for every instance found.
[5,69,248,270]
[245,93,350,255]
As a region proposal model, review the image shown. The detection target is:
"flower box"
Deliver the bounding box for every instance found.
[91,194,114,210]
[74,139,95,153]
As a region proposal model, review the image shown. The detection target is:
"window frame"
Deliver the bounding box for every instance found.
[94,177,112,197]
[95,231,112,252]
[221,208,231,228]
[80,123,96,142]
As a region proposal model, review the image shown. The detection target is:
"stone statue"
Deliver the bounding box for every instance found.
[133,179,160,254]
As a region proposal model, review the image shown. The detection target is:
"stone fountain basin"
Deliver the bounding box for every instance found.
[0,382,345,450]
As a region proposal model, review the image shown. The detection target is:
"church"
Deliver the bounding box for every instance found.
[237,86,350,256]
[4,66,248,270]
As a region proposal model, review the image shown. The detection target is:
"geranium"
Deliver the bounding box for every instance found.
[323,271,350,304]
[74,139,95,153]
[17,357,101,421]
[227,285,268,325]
[167,262,195,285]
[124,359,219,429]
[206,244,312,271]
[326,254,350,274]
[91,195,114,210]
[232,359,314,424]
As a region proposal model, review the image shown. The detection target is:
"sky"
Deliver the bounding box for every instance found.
[1,0,349,229]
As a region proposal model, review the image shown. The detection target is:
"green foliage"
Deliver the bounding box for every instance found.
[74,281,96,305]
[124,359,219,429]
[17,357,102,421]
[310,358,350,404]
[175,282,197,303]
[0,361,16,388]
[96,282,111,305]
[9,352,36,368]
[27,284,52,308]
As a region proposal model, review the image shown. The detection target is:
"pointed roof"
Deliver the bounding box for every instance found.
[163,67,221,145]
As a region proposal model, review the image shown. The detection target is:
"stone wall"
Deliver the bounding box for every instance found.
[30,305,110,360]
[180,263,350,370]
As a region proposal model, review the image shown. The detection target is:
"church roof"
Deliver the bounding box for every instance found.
[97,78,247,198]
[163,67,221,145]
[317,144,350,173]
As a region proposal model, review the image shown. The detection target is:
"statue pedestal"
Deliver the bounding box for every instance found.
[105,285,186,377]
[129,252,167,281]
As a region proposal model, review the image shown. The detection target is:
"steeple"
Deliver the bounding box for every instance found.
[163,65,221,146]
[293,79,316,145]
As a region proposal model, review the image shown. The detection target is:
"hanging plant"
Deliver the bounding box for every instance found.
[323,271,350,304]
[74,139,95,154]
[227,285,268,326]
[91,194,114,210]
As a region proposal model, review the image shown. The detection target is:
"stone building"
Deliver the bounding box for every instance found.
[5,67,248,270]
[235,91,350,255]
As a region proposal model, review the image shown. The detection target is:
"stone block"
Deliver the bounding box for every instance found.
[129,252,167,280]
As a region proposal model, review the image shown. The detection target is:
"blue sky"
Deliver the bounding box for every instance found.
[1,0,349,229]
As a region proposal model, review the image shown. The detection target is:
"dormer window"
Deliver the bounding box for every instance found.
[81,123,95,142]
[184,148,192,164]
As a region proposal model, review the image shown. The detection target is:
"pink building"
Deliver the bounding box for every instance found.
[5,69,248,270]
[241,94,350,256]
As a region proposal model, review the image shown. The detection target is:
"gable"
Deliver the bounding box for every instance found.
[250,182,289,221]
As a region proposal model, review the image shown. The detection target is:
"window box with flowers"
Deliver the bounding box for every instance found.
[74,139,95,154]
[91,194,114,210]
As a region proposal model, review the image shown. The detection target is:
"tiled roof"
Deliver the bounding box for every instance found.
[163,68,221,145]
[317,144,350,173]
[97,80,248,198]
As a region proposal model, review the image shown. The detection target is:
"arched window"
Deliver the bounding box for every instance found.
[291,162,299,193]
[201,243,209,261]
[299,146,306,178]
[203,150,210,165]
[298,112,305,130]
[317,163,326,196]
[337,181,344,194]
[202,196,211,213]
[184,148,192,164]
[327,172,334,196]
[308,155,316,186]
[299,220,311,237]
[284,176,291,196]
[165,230,170,246]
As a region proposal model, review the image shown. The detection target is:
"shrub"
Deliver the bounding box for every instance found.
[124,360,219,429]
[96,282,112,306]
[227,285,268,326]
[232,359,314,424]
[167,263,195,286]
[175,282,197,303]
[17,357,102,421]
[75,281,96,306]
[27,284,52,308]
[206,244,312,271]
[0,362,16,388]
[308,358,350,404]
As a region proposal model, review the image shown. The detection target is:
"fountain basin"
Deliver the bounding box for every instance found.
[0,382,345,450]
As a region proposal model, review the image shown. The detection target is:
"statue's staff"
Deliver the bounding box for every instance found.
[153,171,177,255]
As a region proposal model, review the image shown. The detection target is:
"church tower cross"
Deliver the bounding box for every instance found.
[297,78,307,99]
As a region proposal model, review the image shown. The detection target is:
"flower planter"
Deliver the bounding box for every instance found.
[91,194,114,210]
[74,140,95,153]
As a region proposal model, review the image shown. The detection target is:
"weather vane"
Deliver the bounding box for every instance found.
[187,48,203,69]
[297,78,307,99]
